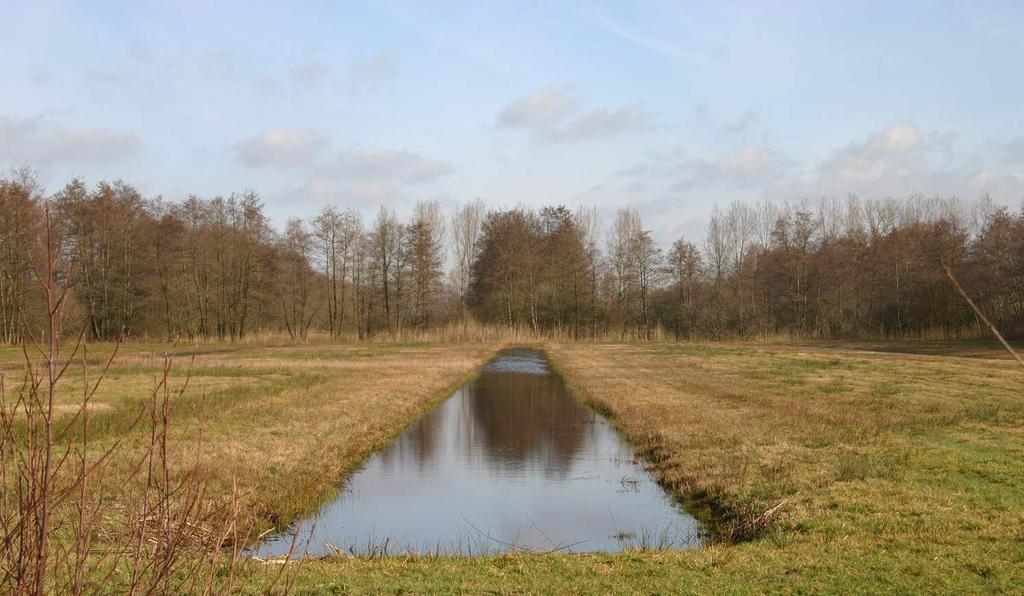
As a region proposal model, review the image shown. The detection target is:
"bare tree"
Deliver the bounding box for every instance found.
[666,238,703,338]
[371,206,401,335]
[407,201,446,327]
[704,206,729,282]
[0,169,42,344]
[574,205,603,336]
[314,206,342,337]
[609,209,641,331]
[2,171,1022,343]
[451,199,485,321]
[279,218,317,339]
[633,228,662,339]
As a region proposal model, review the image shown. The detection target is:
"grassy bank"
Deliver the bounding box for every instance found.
[542,342,1023,592]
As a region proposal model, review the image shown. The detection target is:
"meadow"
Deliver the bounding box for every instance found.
[1,339,1020,593]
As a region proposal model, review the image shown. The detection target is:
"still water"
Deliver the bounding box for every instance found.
[250,348,702,557]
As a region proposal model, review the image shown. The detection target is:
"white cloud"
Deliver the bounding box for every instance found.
[779,123,1024,201]
[201,50,234,79]
[1003,137,1024,164]
[128,39,156,65]
[83,69,132,89]
[831,121,924,164]
[812,122,947,196]
[497,87,581,130]
[614,163,649,177]
[31,66,52,86]
[623,180,648,193]
[634,122,1024,211]
[350,53,397,92]
[287,149,452,208]
[284,148,453,207]
[724,111,760,134]
[692,105,712,124]
[291,61,329,86]
[673,146,792,190]
[233,129,328,168]
[302,175,396,207]
[496,87,648,142]
[332,149,453,184]
[266,145,452,209]
[0,114,141,165]
[554,107,649,142]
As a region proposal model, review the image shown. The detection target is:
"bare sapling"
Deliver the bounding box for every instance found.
[0,205,260,593]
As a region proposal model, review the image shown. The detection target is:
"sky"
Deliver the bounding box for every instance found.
[2,0,1023,243]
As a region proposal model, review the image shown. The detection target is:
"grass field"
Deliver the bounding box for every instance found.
[2,339,1021,593]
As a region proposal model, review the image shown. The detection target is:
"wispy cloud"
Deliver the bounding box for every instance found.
[581,7,710,67]
[0,114,141,165]
[497,87,581,130]
[496,87,648,142]
[233,129,328,168]
[332,149,453,184]
[724,111,760,134]
[350,53,397,93]
[554,107,649,142]
[816,122,926,185]
[630,121,1024,208]
[1001,137,1024,164]
[289,147,454,207]
[672,146,792,191]
[291,61,329,87]
[798,121,1013,199]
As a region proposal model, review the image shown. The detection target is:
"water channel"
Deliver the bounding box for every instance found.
[250,348,702,556]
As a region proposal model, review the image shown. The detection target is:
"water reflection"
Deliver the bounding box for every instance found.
[251,348,701,556]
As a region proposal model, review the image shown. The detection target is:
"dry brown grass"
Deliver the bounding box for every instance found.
[171,343,500,531]
[0,341,499,563]
[538,341,1023,590]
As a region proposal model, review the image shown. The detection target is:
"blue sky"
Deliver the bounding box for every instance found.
[2,0,1023,242]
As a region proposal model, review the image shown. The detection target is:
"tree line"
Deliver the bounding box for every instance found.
[1,168,1022,343]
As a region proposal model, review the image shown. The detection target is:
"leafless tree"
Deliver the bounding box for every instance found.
[450,199,485,321]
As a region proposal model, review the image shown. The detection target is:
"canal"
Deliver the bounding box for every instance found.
[250,348,702,556]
